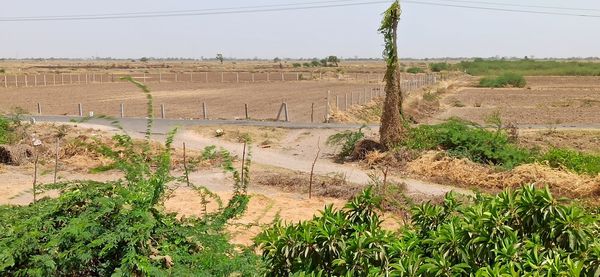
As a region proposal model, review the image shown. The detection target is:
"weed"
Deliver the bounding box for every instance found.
[407,67,424,74]
[479,73,527,88]
[326,125,367,161]
[540,148,600,175]
[429,62,450,72]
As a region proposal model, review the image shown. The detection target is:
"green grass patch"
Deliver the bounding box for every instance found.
[459,59,600,76]
[406,67,425,74]
[0,116,10,144]
[403,119,600,175]
[479,73,527,88]
[429,62,450,72]
[540,148,600,175]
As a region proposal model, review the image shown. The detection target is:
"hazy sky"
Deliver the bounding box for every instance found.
[1,0,599,59]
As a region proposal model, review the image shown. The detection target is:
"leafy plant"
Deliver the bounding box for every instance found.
[479,72,527,88]
[429,62,450,72]
[0,78,260,276]
[256,185,600,276]
[407,67,425,74]
[327,126,367,161]
[540,148,600,175]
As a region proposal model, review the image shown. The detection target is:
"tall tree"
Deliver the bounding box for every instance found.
[379,0,404,149]
[327,56,339,67]
[216,53,224,64]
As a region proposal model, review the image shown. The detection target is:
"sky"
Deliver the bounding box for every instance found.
[1,0,599,59]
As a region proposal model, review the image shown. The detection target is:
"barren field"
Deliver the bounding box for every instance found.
[436,76,600,125]
[0,81,382,123]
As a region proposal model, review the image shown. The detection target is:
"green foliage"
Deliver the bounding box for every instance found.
[0,116,10,144]
[459,59,600,76]
[302,62,311,67]
[479,73,527,88]
[326,126,367,160]
[0,68,4,74]
[404,119,533,168]
[311,60,321,67]
[327,56,339,67]
[429,62,450,72]
[292,63,302,68]
[257,185,600,276]
[0,79,259,276]
[406,67,424,74]
[540,148,600,176]
[379,0,401,68]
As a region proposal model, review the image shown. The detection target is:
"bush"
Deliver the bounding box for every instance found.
[540,148,600,175]
[406,67,424,74]
[403,119,533,168]
[0,69,4,74]
[310,60,320,67]
[292,63,302,68]
[326,126,366,161]
[0,78,260,276]
[256,185,600,276]
[479,72,527,88]
[459,59,600,76]
[429,62,450,72]
[302,62,311,67]
[0,117,10,144]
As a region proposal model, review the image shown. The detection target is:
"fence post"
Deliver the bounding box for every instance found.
[93,73,96,83]
[325,90,330,123]
[53,74,56,86]
[335,95,339,110]
[236,72,239,83]
[221,72,224,83]
[15,75,18,88]
[283,102,289,122]
[345,93,348,111]
[3,75,6,88]
[175,72,178,82]
[159,72,162,83]
[245,104,249,119]
[281,72,285,81]
[267,72,270,82]
[160,104,165,119]
[190,72,193,82]
[25,75,28,87]
[34,75,37,86]
[202,102,208,120]
[204,72,208,83]
[296,72,299,81]
[120,103,125,118]
[43,75,47,86]
[77,74,80,84]
[78,103,83,117]
[311,103,314,123]
[37,103,42,114]
[251,73,255,83]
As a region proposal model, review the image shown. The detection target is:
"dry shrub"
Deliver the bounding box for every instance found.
[407,151,600,199]
[255,171,363,199]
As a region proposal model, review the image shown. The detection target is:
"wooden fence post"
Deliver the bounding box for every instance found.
[202,102,208,120]
[160,104,165,119]
[78,103,83,117]
[244,104,249,119]
[283,102,289,122]
[311,103,314,123]
[37,103,42,114]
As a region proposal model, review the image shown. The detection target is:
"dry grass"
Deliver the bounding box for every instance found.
[518,129,600,154]
[193,126,287,146]
[407,151,600,200]
[254,170,364,199]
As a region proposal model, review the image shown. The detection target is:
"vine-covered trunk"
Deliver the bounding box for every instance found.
[379,1,405,149]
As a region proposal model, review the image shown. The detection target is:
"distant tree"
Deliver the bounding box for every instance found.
[273,57,281,63]
[320,59,328,67]
[292,63,302,68]
[327,56,340,67]
[311,60,321,67]
[302,62,311,67]
[216,53,224,64]
[140,57,149,62]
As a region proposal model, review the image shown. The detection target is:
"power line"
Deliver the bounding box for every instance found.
[1,0,365,20]
[0,0,599,22]
[403,0,600,18]
[0,1,392,22]
[434,0,600,12]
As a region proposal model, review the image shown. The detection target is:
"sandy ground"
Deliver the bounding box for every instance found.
[435,80,600,125]
[0,81,384,123]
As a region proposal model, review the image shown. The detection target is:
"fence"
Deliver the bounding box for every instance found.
[0,71,457,89]
[26,72,450,123]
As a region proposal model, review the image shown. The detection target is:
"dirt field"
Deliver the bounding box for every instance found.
[436,77,600,125]
[0,81,384,123]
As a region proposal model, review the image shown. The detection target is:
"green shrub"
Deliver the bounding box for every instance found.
[403,119,533,168]
[0,69,4,74]
[310,60,320,67]
[479,72,527,88]
[429,62,450,72]
[326,126,366,161]
[0,78,260,276]
[459,59,600,76]
[540,148,600,175]
[292,63,302,68]
[302,62,311,67]
[406,67,424,74]
[0,117,9,144]
[256,185,600,275]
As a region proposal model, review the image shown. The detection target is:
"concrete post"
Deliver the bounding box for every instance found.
[120,103,125,118]
[78,103,83,117]
[202,102,208,120]
[160,104,165,119]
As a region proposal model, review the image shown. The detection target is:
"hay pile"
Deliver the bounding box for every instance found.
[407,151,600,199]
[255,171,363,199]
